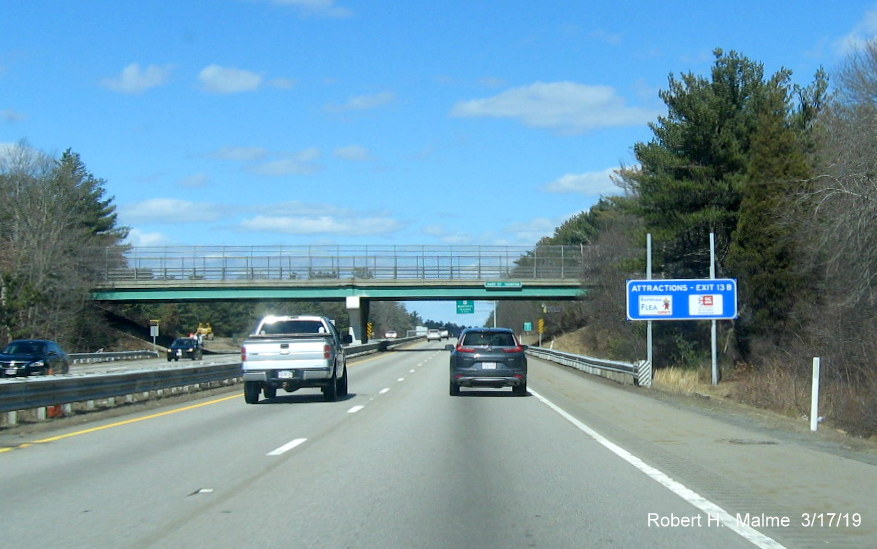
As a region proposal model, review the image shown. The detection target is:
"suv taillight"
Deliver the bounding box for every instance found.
[502,345,524,353]
[456,344,476,353]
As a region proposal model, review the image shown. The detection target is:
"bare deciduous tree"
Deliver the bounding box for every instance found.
[0,143,127,347]
[798,40,877,381]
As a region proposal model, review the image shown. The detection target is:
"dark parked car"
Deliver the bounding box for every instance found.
[449,327,527,396]
[0,339,70,377]
[166,337,203,361]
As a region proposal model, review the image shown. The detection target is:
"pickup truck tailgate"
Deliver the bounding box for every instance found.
[243,337,331,369]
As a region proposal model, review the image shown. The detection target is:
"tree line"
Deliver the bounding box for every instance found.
[0,145,128,349]
[498,46,877,435]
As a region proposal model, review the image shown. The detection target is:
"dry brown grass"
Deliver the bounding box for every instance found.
[653,367,703,395]
[547,328,877,438]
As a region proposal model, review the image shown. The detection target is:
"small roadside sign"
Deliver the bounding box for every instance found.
[626,279,737,321]
[484,281,523,289]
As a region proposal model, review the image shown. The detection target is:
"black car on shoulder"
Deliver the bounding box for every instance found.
[449,327,527,396]
[0,339,70,377]
[166,337,203,361]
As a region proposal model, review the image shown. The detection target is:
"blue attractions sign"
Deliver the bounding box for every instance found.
[626,279,738,321]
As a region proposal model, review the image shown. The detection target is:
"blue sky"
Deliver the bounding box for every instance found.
[3,1,877,325]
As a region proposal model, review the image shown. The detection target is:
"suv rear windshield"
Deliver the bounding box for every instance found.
[460,332,516,347]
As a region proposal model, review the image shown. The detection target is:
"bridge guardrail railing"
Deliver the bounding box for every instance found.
[526,346,650,386]
[95,244,589,282]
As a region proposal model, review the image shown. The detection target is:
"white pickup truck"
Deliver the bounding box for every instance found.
[241,315,352,404]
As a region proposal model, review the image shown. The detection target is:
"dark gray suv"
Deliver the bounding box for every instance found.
[449,328,527,396]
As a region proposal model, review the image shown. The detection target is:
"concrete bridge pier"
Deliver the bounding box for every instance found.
[346,296,370,344]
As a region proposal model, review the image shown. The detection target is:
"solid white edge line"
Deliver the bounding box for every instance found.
[527,389,786,549]
[267,437,307,456]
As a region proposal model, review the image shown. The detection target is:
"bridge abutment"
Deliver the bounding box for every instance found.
[346,296,370,344]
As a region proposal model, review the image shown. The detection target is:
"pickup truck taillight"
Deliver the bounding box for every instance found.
[241,347,247,361]
[324,344,332,359]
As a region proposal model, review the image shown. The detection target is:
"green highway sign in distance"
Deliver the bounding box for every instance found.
[456,300,475,314]
[484,281,523,289]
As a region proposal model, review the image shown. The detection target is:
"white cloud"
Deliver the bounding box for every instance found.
[251,158,320,176]
[420,224,473,245]
[239,213,400,235]
[124,228,172,246]
[249,148,321,176]
[263,0,353,18]
[101,63,172,94]
[327,91,396,112]
[210,146,269,162]
[268,77,297,89]
[180,173,210,188]
[198,64,263,93]
[210,146,322,176]
[503,217,560,245]
[119,198,224,223]
[589,29,623,45]
[544,168,620,196]
[261,200,346,216]
[451,81,657,134]
[836,8,877,55]
[1,109,26,123]
[333,144,371,161]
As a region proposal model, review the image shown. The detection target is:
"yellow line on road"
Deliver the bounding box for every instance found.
[0,393,241,452]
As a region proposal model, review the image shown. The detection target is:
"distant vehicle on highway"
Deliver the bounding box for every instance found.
[196,322,214,340]
[426,329,441,341]
[384,330,398,339]
[449,327,527,396]
[0,339,70,377]
[166,337,203,361]
[439,329,450,339]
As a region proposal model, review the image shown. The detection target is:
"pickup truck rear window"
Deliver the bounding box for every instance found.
[260,320,326,335]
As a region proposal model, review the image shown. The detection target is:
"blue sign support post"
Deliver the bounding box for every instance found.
[626,279,737,321]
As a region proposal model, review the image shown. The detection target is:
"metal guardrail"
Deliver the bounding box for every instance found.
[527,346,650,386]
[0,338,423,419]
[0,363,242,414]
[70,350,160,364]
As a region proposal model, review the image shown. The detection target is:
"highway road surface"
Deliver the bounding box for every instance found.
[1,340,874,548]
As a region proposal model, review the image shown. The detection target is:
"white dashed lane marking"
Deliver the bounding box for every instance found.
[267,438,307,456]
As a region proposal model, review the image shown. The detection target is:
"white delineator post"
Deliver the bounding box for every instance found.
[810,357,821,432]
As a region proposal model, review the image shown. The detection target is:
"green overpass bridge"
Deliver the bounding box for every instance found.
[91,245,588,340]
